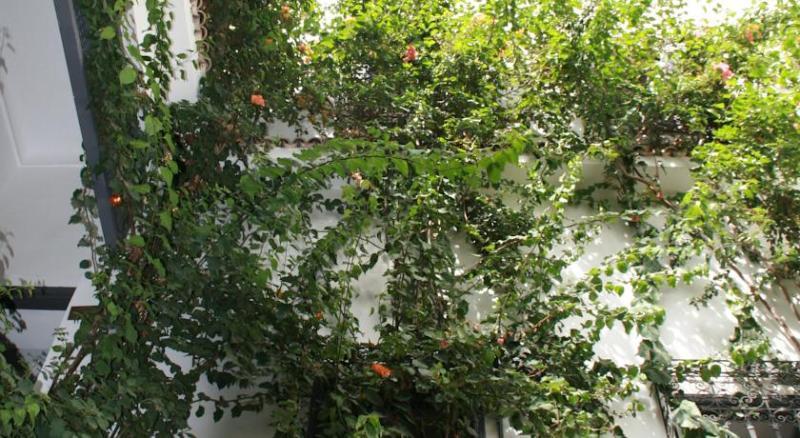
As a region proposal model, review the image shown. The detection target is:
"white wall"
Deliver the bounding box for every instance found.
[0,82,16,187]
[0,1,83,166]
[0,1,88,374]
[177,154,800,438]
[130,0,203,103]
[32,1,800,436]
[0,1,88,286]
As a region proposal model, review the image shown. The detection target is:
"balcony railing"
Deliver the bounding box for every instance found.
[658,360,800,437]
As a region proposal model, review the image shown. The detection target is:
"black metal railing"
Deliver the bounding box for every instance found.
[657,360,800,437]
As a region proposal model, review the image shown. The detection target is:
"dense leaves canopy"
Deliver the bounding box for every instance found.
[1,0,800,436]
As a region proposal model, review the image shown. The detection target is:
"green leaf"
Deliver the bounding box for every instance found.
[685,202,704,221]
[150,257,166,278]
[159,166,174,186]
[95,360,111,376]
[671,400,706,431]
[12,408,25,426]
[159,210,173,231]
[119,66,137,85]
[487,163,503,183]
[129,235,146,247]
[144,115,163,136]
[393,158,409,177]
[124,322,138,342]
[168,189,179,206]
[240,175,260,197]
[100,26,116,40]
[132,184,151,194]
[25,403,39,422]
[0,410,10,427]
[130,139,149,150]
[106,302,120,318]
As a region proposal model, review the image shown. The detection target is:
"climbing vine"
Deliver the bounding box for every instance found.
[1,0,799,436]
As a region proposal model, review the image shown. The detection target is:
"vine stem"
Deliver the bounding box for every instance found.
[727,263,800,354]
[775,280,800,322]
[617,161,800,355]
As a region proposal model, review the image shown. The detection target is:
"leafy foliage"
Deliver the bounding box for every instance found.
[1,0,799,436]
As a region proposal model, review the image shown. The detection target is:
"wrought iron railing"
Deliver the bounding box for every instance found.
[657,360,800,437]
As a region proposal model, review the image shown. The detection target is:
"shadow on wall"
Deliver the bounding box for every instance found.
[0,26,12,93]
[659,281,737,359]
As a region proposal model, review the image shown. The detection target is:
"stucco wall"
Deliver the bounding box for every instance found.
[16,1,800,436]
[0,0,88,379]
[0,1,83,167]
[178,153,800,438]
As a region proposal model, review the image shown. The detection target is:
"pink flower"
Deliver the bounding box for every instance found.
[713,62,734,81]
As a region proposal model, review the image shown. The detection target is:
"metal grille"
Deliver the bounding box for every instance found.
[658,360,800,437]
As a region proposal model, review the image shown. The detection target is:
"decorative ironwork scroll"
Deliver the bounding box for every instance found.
[658,360,800,437]
[189,0,211,71]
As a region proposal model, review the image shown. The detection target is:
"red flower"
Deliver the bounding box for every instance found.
[496,336,505,346]
[315,310,323,320]
[402,44,417,63]
[250,94,267,107]
[370,362,392,378]
[110,193,123,208]
[439,339,449,349]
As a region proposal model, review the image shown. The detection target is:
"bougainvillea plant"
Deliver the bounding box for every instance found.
[1,0,799,436]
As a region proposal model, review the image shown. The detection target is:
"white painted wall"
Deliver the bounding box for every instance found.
[130,0,203,103]
[0,1,83,166]
[0,81,17,187]
[0,1,88,375]
[177,154,799,438]
[0,1,88,286]
[20,1,799,437]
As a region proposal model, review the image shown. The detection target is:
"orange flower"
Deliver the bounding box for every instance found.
[250,94,267,107]
[370,362,392,378]
[744,23,761,44]
[280,4,291,21]
[315,310,323,320]
[496,336,505,346]
[439,339,449,349]
[110,193,123,207]
[402,43,417,63]
[297,42,312,56]
[264,37,274,47]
